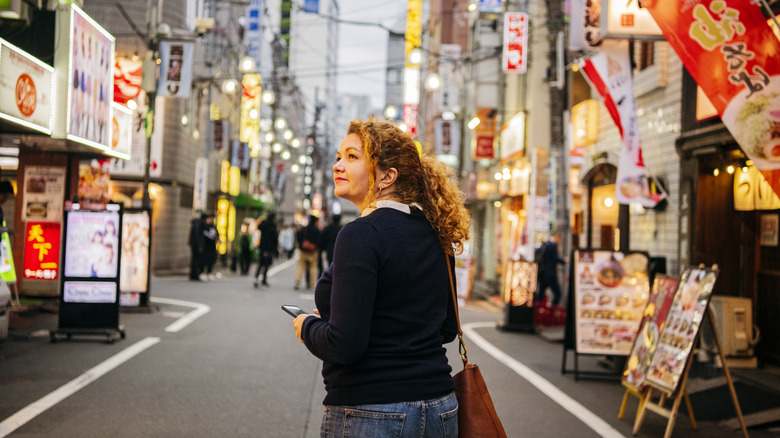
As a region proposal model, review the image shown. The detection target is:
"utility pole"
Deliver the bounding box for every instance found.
[141,0,160,211]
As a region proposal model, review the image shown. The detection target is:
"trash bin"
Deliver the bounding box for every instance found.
[0,279,10,341]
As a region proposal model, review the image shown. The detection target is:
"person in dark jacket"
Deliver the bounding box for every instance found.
[239,222,252,275]
[319,214,342,266]
[187,215,204,280]
[294,213,321,290]
[254,212,278,287]
[290,118,470,437]
[200,211,219,280]
[536,231,567,305]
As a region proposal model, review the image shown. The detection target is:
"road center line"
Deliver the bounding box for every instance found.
[150,297,211,333]
[463,322,624,438]
[0,337,160,438]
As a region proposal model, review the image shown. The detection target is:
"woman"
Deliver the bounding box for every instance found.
[291,118,470,437]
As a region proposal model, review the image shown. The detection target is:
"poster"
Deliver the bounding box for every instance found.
[573,250,650,355]
[22,166,66,222]
[645,267,718,394]
[120,211,149,293]
[156,41,193,98]
[503,260,536,307]
[78,159,111,206]
[622,274,678,391]
[67,5,114,147]
[23,221,61,280]
[760,213,779,247]
[63,210,120,278]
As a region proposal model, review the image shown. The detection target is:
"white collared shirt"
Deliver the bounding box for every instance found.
[361,200,422,217]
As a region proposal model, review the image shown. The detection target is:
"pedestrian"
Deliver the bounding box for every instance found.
[239,222,252,275]
[187,215,203,281]
[290,118,470,437]
[319,214,342,266]
[253,212,278,287]
[0,181,15,235]
[279,224,295,259]
[200,211,219,281]
[294,214,320,290]
[536,231,567,305]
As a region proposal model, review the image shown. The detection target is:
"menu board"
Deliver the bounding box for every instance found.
[622,274,679,391]
[573,250,650,355]
[63,210,119,278]
[645,267,718,394]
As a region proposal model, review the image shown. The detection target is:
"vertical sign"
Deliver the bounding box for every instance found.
[157,41,193,98]
[503,12,528,74]
[244,0,262,67]
[439,44,461,113]
[193,157,208,212]
[642,0,780,197]
[23,222,61,280]
[239,73,261,143]
[403,0,422,138]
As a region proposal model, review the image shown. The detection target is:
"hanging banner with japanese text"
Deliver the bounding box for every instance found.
[157,41,193,98]
[641,0,780,197]
[581,40,666,207]
[503,12,528,74]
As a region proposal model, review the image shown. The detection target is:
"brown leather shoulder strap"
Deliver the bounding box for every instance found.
[446,255,468,366]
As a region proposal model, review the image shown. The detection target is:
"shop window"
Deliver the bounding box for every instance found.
[635,41,654,71]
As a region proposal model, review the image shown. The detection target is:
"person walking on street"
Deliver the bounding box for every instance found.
[290,118,470,438]
[294,214,320,290]
[239,223,252,275]
[320,214,342,266]
[253,212,278,287]
[279,224,295,259]
[200,212,219,281]
[187,215,203,281]
[536,231,567,305]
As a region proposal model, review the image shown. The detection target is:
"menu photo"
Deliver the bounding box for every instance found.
[574,250,650,355]
[645,267,718,394]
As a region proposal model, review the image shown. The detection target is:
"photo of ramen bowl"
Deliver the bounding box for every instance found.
[597,261,624,288]
[726,85,780,166]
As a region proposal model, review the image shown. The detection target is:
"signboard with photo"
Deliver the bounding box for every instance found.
[119,210,149,295]
[645,267,718,395]
[573,250,650,355]
[22,166,66,222]
[503,260,537,307]
[622,274,678,391]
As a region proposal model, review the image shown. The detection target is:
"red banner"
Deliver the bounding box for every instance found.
[642,0,780,196]
[23,221,61,280]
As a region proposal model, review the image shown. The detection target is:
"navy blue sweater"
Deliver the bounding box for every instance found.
[301,207,459,405]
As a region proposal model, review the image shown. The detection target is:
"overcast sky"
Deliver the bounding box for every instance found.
[336,0,406,111]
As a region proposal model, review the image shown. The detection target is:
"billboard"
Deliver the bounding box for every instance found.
[0,38,54,134]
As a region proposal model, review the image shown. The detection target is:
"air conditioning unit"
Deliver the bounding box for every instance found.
[701,296,759,368]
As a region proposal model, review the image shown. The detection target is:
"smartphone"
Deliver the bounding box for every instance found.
[281,304,307,318]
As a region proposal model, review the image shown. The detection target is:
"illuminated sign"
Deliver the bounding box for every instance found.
[0,38,54,134]
[239,73,261,143]
[503,12,528,74]
[600,0,662,39]
[216,199,229,255]
[23,221,61,280]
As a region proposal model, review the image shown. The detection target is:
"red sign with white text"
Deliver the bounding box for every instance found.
[503,12,528,73]
[23,221,61,280]
[642,0,780,196]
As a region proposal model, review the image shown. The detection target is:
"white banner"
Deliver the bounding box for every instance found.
[581,40,666,208]
[157,41,193,98]
[0,39,54,133]
[439,44,460,113]
[569,0,602,50]
[193,157,208,212]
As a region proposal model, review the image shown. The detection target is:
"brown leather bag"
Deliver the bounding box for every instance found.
[446,256,507,438]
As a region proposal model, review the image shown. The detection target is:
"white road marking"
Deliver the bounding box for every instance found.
[0,337,160,438]
[463,322,624,438]
[150,297,210,333]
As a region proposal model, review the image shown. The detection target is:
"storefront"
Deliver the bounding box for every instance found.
[678,71,780,362]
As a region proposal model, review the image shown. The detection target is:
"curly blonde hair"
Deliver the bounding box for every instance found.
[347,118,471,255]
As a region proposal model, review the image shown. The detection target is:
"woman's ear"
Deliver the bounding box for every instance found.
[377,167,398,188]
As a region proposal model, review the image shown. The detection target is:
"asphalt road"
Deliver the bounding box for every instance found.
[1,258,777,437]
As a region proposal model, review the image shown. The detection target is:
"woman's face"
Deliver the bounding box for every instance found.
[333,134,371,207]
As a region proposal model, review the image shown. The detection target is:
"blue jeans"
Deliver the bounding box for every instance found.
[320,391,458,438]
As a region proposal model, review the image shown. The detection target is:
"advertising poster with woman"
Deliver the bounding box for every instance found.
[63,210,119,278]
[573,250,650,355]
[622,274,679,391]
[120,211,149,294]
[645,267,718,394]
[68,5,114,147]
